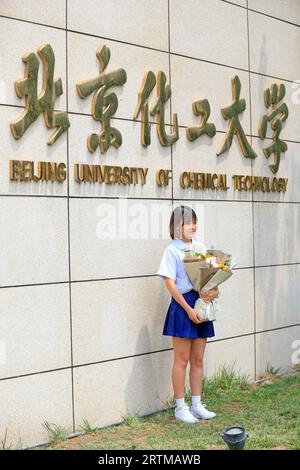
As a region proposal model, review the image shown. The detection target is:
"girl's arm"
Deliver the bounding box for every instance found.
[164,277,202,324]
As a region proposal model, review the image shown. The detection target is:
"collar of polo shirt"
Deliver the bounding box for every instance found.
[172,237,197,250]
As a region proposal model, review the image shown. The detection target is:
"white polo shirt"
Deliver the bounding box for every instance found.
[157,238,207,294]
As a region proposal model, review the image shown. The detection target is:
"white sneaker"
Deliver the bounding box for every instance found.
[175,405,199,424]
[191,403,216,420]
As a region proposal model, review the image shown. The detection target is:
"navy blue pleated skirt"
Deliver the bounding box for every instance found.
[163,289,215,339]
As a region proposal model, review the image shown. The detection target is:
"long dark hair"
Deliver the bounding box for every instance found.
[169,205,197,239]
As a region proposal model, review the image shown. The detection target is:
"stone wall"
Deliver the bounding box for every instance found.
[0,0,299,448]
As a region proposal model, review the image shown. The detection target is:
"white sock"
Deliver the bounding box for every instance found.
[175,397,185,408]
[192,395,201,407]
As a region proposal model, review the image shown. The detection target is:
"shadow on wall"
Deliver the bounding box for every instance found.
[124,326,160,418]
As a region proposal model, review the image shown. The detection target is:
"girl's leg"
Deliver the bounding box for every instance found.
[172,337,192,398]
[189,338,207,396]
[189,338,216,419]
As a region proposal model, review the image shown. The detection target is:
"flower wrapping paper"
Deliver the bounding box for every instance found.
[183,244,236,321]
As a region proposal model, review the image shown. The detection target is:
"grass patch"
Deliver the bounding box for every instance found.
[42,421,69,445]
[0,429,13,450]
[79,419,98,434]
[121,412,143,428]
[203,363,251,393]
[36,368,300,450]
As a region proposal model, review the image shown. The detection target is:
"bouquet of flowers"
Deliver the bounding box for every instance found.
[183,243,236,322]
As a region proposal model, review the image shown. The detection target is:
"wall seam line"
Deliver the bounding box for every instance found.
[1,323,299,383]
[65,0,76,433]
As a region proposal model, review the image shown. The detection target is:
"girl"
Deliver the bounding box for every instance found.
[157,205,219,424]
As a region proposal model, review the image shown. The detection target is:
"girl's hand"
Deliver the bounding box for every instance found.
[187,307,203,324]
[200,287,219,303]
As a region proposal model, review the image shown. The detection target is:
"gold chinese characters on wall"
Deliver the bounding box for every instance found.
[9,42,289,175]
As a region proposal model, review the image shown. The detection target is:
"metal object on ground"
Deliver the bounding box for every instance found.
[221,426,248,450]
